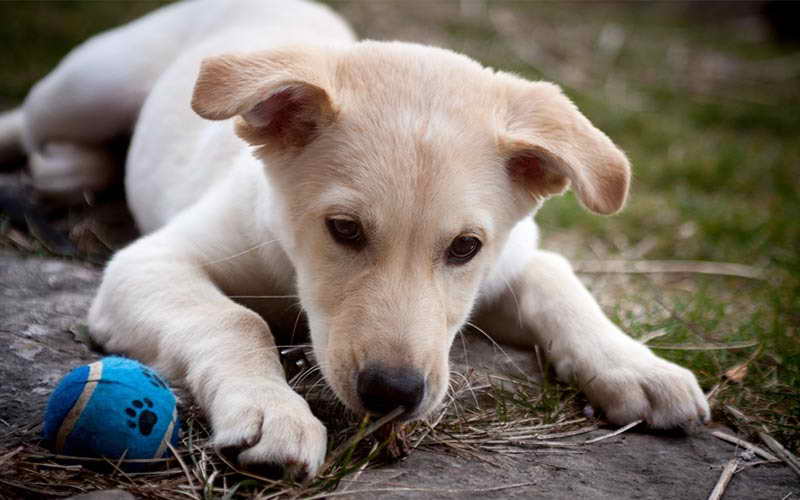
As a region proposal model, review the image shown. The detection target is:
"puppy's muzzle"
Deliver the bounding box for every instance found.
[357,365,425,417]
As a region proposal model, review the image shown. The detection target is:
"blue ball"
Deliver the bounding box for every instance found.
[43,357,181,466]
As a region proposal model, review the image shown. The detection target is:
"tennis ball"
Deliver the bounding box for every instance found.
[43,356,181,467]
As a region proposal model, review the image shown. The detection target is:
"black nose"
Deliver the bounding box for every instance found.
[357,365,425,416]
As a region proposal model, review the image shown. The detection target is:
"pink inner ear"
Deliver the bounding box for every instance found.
[243,88,298,128]
[506,150,570,198]
[507,152,544,183]
[240,84,326,148]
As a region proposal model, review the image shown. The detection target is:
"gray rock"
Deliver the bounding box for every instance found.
[0,251,101,441]
[339,430,798,499]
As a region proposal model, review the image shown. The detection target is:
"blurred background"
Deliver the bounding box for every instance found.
[0,1,797,451]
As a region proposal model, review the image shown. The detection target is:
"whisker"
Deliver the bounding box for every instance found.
[306,377,331,393]
[304,377,337,402]
[502,276,523,329]
[291,373,320,390]
[201,239,280,267]
[290,365,323,386]
[293,366,322,382]
[227,295,299,299]
[457,328,470,373]
[244,344,309,356]
[274,343,312,350]
[289,307,305,345]
[465,321,529,377]
[449,370,480,407]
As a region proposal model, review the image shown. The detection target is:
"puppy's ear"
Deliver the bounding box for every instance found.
[497,78,630,215]
[191,47,336,149]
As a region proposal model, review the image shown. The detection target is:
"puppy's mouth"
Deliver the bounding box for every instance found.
[364,400,427,423]
[281,337,444,422]
[366,405,419,426]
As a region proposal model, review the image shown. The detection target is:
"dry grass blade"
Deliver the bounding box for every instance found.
[573,260,767,280]
[0,476,77,497]
[21,452,176,467]
[707,458,738,500]
[638,329,669,344]
[583,420,642,444]
[167,442,199,500]
[0,446,23,466]
[103,452,136,486]
[711,431,780,462]
[648,341,758,351]
[538,425,599,439]
[213,448,284,487]
[314,406,405,482]
[303,481,538,499]
[411,408,448,449]
[758,432,800,478]
[723,405,752,424]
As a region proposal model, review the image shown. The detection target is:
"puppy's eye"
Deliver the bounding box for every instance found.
[326,217,365,248]
[447,235,482,265]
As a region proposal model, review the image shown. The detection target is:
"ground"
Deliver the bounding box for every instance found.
[0,1,798,499]
[0,250,796,498]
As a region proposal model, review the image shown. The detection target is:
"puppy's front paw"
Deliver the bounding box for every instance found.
[210,383,327,478]
[580,348,710,429]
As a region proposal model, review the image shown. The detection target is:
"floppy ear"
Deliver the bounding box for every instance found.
[497,78,631,215]
[191,47,337,149]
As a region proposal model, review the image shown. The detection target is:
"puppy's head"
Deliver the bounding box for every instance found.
[192,42,629,419]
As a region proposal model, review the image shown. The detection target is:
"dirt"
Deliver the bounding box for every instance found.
[339,433,797,499]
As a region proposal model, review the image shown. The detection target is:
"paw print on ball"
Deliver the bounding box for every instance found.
[125,398,158,436]
[140,368,169,390]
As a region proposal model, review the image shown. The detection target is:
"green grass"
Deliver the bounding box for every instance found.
[523,4,800,451]
[0,1,170,107]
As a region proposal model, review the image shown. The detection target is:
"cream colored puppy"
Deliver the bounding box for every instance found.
[1,0,709,477]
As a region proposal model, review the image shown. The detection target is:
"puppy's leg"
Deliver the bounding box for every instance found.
[88,233,327,476]
[19,37,155,197]
[15,1,203,196]
[476,250,710,428]
[28,142,119,199]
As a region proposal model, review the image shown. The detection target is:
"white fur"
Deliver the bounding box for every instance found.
[4,0,709,478]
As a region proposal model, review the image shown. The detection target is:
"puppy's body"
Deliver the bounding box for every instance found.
[3,0,710,477]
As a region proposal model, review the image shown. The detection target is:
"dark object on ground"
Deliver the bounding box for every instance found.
[762,1,800,43]
[0,182,77,256]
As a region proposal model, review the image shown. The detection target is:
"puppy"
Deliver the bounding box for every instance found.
[0,0,709,477]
